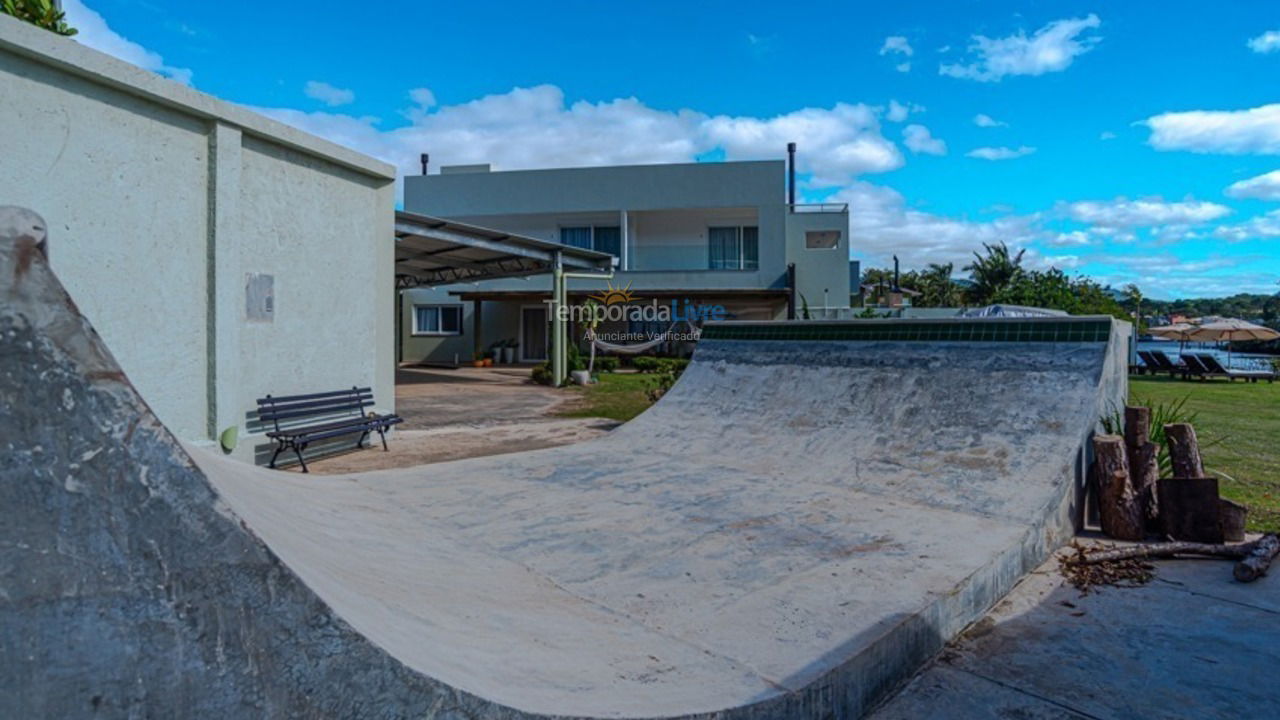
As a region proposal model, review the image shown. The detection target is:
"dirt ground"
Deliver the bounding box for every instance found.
[300,365,617,474]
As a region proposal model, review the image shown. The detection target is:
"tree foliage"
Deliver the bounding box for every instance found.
[963,242,1025,303]
[1,0,76,36]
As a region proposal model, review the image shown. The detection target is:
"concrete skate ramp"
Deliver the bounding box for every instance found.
[1,223,1128,719]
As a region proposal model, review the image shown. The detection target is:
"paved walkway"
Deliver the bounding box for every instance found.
[870,545,1280,719]
[301,366,618,473]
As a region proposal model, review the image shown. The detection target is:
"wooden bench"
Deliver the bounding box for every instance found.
[256,387,402,472]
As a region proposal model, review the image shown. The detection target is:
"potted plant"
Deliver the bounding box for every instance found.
[489,341,503,364]
[503,338,517,364]
[472,351,485,368]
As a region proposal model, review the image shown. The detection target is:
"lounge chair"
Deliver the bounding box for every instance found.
[1180,354,1217,380]
[1196,354,1276,383]
[1145,350,1188,378]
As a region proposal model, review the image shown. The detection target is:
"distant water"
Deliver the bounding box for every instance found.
[1136,340,1276,371]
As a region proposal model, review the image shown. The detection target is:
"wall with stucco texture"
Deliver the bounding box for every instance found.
[0,15,397,461]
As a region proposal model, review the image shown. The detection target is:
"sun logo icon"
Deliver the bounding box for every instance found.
[588,280,638,305]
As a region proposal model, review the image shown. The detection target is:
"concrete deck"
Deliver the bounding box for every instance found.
[870,549,1280,719]
[301,366,618,474]
[2,224,1129,719]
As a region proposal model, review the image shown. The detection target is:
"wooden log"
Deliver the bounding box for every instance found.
[1071,538,1261,564]
[1130,440,1160,529]
[1219,499,1248,543]
[1234,534,1280,582]
[1159,477,1223,543]
[1164,423,1205,479]
[1124,406,1151,451]
[1093,435,1144,541]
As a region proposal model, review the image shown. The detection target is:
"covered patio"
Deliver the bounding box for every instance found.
[394,210,613,382]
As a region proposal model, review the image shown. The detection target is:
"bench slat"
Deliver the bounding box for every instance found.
[256,387,372,405]
[258,393,373,415]
[263,400,375,423]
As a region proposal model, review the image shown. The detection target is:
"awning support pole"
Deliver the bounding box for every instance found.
[552,251,565,386]
[473,298,483,361]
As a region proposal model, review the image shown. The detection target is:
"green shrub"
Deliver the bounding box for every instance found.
[530,363,553,386]
[2,0,77,36]
[594,356,620,373]
[629,356,689,374]
[631,356,660,373]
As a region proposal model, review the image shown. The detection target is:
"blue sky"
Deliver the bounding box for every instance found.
[61,0,1280,299]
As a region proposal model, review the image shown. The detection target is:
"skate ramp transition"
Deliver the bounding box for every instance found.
[1,225,1129,719]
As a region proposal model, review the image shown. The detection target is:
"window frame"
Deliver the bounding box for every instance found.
[558,225,622,256]
[412,304,463,336]
[707,225,759,271]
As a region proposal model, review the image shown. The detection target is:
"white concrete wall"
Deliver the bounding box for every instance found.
[785,210,851,311]
[0,15,396,462]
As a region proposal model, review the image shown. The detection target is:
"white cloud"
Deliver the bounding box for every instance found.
[880,36,913,57]
[1225,169,1280,200]
[1247,30,1280,54]
[973,113,1007,128]
[902,124,946,155]
[304,81,355,107]
[1213,209,1280,242]
[940,14,1101,82]
[1045,230,1095,247]
[831,182,1041,269]
[1099,131,1117,140]
[258,85,904,193]
[704,103,903,184]
[966,145,1036,160]
[895,62,911,73]
[1062,197,1231,228]
[1145,103,1280,154]
[884,99,922,123]
[62,0,192,85]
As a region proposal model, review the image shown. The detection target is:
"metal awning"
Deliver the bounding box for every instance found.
[450,288,789,302]
[395,210,613,288]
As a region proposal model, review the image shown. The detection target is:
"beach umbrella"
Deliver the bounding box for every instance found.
[1185,318,1280,368]
[1147,322,1197,354]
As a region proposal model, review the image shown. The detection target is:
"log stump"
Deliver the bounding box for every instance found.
[1093,434,1144,541]
[1159,477,1223,543]
[1219,499,1248,543]
[1165,423,1205,479]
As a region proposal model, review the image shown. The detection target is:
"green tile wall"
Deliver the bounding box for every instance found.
[702,319,1112,343]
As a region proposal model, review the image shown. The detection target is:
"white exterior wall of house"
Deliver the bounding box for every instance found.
[398,160,848,363]
[0,15,397,463]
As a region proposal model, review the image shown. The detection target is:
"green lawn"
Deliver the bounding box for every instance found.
[1131,376,1280,533]
[558,373,656,422]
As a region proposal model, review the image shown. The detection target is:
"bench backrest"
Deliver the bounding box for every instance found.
[256,387,374,432]
[1150,350,1179,369]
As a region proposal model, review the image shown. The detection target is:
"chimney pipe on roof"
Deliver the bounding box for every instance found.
[786,142,796,210]
[420,153,429,175]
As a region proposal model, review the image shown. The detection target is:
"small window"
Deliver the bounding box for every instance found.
[560,227,593,249]
[413,305,462,335]
[708,226,759,270]
[805,230,840,249]
[560,225,621,256]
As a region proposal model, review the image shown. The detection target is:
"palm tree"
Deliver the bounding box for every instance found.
[1123,283,1144,331]
[916,263,960,307]
[963,242,1025,304]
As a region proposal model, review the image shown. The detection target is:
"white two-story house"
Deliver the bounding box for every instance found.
[398,157,850,364]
